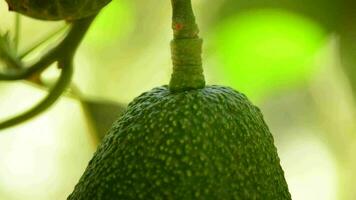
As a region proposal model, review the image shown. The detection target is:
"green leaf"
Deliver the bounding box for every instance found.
[85,0,133,48]
[213,9,327,100]
[82,99,126,140]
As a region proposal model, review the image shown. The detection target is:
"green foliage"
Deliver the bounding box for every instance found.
[68,86,291,199]
[85,0,133,47]
[213,9,326,99]
[217,0,339,32]
[83,100,126,140]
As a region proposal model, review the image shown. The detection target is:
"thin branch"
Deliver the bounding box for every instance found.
[0,15,96,81]
[0,15,97,130]
[0,60,73,130]
[14,14,21,52]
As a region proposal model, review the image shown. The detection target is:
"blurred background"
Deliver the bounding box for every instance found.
[0,0,356,199]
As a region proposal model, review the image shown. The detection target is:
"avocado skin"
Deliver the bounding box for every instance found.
[68,85,291,200]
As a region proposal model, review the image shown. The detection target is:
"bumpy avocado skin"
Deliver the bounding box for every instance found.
[68,85,291,200]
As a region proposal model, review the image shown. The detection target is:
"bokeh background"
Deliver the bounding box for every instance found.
[1,0,356,199]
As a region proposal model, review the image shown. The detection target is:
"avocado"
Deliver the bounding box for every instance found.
[68,85,291,200]
[68,0,291,198]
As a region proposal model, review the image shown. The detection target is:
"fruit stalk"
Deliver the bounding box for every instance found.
[169,0,205,92]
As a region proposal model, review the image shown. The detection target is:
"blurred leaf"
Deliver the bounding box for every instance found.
[85,0,133,48]
[213,9,326,100]
[82,99,126,141]
[217,0,340,32]
[339,1,356,98]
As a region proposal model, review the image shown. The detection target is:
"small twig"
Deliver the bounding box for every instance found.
[0,15,96,81]
[0,49,23,70]
[0,32,23,69]
[14,14,21,52]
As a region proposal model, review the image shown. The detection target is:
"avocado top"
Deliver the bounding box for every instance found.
[68,85,291,200]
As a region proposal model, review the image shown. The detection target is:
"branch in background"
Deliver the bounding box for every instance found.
[0,60,73,130]
[14,14,21,52]
[0,15,95,81]
[0,15,97,130]
[0,32,23,69]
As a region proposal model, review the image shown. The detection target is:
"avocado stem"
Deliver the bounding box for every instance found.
[169,0,205,92]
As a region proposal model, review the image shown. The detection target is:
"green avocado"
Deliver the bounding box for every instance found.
[68,85,291,200]
[68,0,291,198]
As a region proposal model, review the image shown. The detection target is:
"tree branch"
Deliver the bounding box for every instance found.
[0,15,96,81]
[0,59,73,130]
[0,15,96,130]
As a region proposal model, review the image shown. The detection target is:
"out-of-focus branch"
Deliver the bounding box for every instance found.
[0,60,73,129]
[0,15,96,130]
